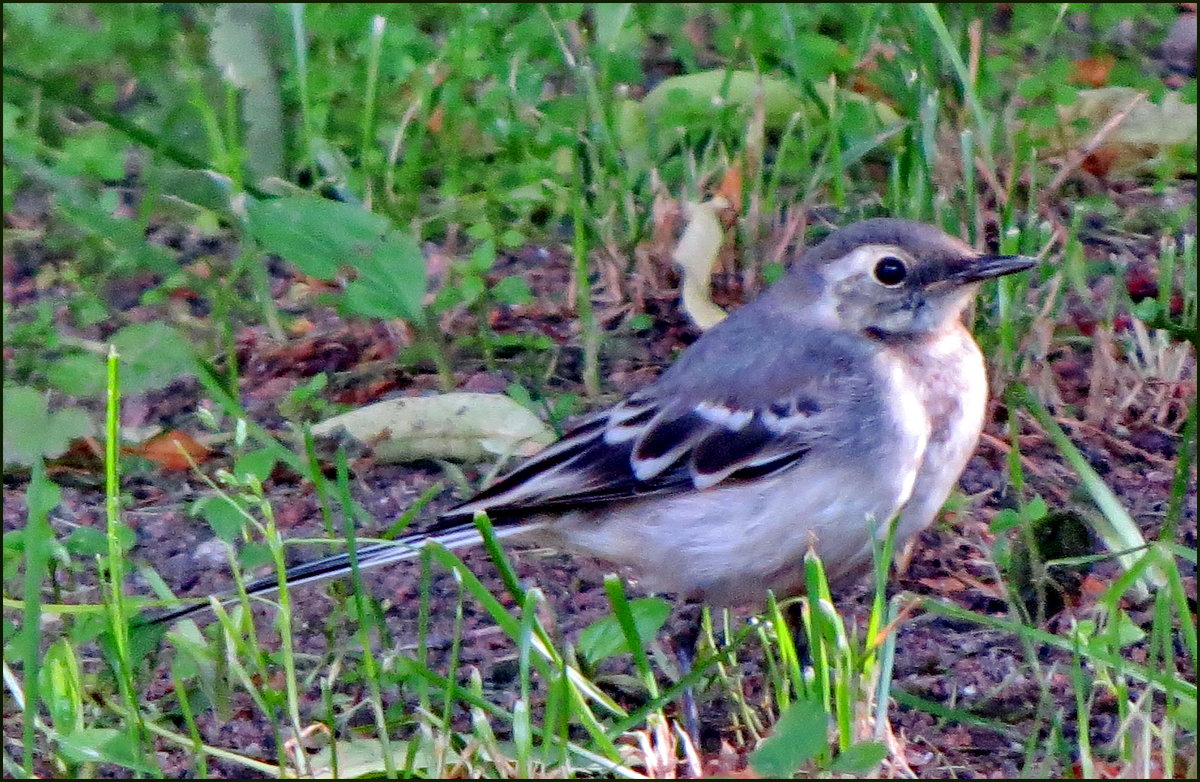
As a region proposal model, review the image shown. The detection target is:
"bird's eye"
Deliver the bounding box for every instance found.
[873,256,908,287]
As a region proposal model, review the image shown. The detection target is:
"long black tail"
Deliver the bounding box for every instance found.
[144,522,492,626]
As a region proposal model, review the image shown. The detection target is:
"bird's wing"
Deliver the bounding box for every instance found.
[442,380,850,523]
[440,316,901,525]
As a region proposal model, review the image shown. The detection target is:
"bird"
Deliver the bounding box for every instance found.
[148,218,1034,626]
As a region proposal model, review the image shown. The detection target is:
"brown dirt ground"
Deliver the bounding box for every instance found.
[3,172,1196,778]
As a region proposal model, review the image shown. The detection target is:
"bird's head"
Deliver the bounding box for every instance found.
[794,218,1035,339]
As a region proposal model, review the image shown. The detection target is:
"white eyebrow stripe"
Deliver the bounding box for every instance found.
[694,402,754,430]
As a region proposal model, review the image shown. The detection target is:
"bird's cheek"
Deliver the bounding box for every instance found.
[908,299,936,331]
[873,301,919,333]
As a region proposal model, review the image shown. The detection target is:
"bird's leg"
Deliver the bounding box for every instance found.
[669,601,706,745]
[676,643,702,747]
[784,599,813,670]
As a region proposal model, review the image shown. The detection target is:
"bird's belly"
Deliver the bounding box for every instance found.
[538,454,917,606]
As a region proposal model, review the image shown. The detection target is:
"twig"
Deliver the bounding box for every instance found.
[767,204,808,269]
[974,155,1008,210]
[967,19,982,95]
[978,432,1057,481]
[1056,417,1176,469]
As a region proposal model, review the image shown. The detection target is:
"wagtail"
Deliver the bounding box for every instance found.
[150,218,1033,624]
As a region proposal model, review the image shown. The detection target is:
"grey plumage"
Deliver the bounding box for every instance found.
[150,218,1033,623]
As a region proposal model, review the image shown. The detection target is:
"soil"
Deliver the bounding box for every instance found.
[3,175,1195,778]
[3,5,1198,774]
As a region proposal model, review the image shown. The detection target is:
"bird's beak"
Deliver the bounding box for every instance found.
[948,255,1036,283]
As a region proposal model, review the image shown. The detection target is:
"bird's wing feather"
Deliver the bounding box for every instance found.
[443,384,837,523]
[433,322,891,531]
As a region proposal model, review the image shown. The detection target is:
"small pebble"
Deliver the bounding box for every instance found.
[1163,12,1197,76]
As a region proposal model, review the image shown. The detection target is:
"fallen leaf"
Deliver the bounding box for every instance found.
[130,429,214,471]
[184,260,212,279]
[1080,145,1121,178]
[1080,574,1108,596]
[166,287,201,301]
[715,164,744,212]
[310,392,555,464]
[1070,55,1115,88]
[1049,87,1198,178]
[673,197,730,330]
[287,317,315,336]
[917,576,969,594]
[43,437,106,475]
[427,104,444,133]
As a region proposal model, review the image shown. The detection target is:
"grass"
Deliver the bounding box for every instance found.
[3,2,1196,778]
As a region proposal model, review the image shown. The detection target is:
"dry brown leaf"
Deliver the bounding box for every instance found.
[1080,145,1122,178]
[1070,55,1115,88]
[917,575,970,594]
[131,429,214,471]
[287,317,315,336]
[426,104,444,133]
[715,164,744,213]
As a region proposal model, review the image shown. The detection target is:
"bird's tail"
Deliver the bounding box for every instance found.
[144,521,494,626]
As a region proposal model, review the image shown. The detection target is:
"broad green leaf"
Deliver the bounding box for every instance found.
[749,694,830,777]
[45,352,107,397]
[492,275,533,305]
[237,542,273,571]
[468,239,497,274]
[790,32,853,81]
[110,322,196,394]
[54,199,176,274]
[828,741,888,774]
[232,448,278,482]
[342,231,427,322]
[2,386,94,466]
[640,70,899,135]
[593,3,633,51]
[56,728,156,773]
[245,195,390,280]
[54,128,128,181]
[66,524,134,556]
[166,624,224,718]
[578,597,671,664]
[39,638,84,736]
[193,496,246,544]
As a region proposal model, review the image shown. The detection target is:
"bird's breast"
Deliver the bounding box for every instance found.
[892,326,989,541]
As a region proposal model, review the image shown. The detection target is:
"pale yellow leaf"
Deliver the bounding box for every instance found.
[311,393,554,464]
